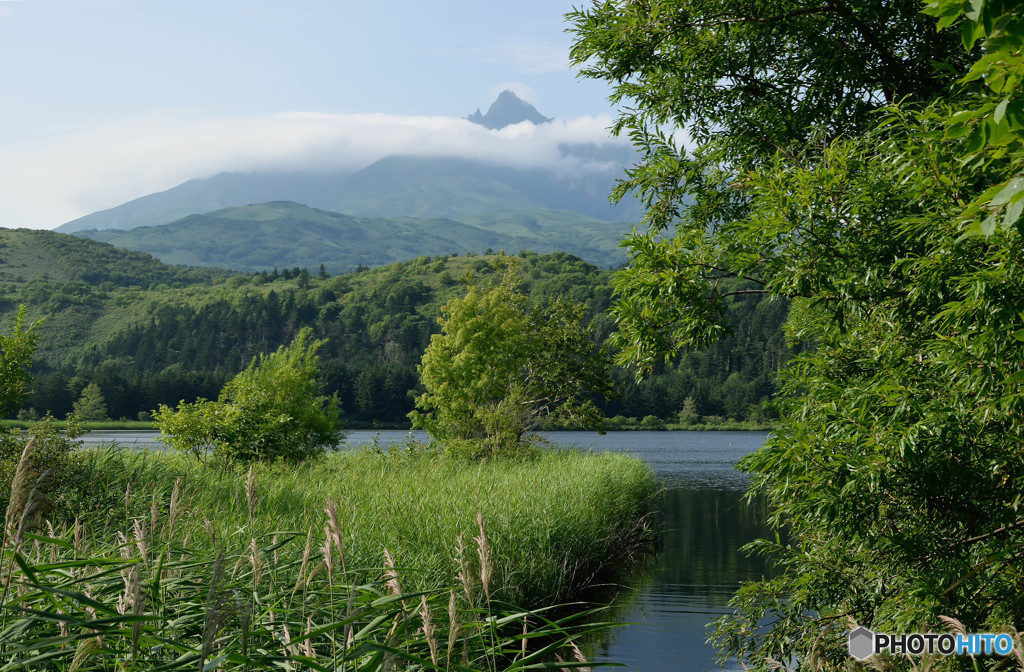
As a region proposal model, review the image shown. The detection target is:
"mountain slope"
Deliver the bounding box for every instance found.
[76,201,628,272]
[56,91,640,234]
[57,171,348,234]
[57,155,640,234]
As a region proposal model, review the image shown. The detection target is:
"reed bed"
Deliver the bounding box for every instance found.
[0,439,658,670]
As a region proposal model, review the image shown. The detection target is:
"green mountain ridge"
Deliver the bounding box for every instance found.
[57,156,641,234]
[75,201,628,272]
[56,92,639,235]
[0,229,789,428]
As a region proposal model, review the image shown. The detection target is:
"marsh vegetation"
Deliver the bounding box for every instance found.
[0,430,657,670]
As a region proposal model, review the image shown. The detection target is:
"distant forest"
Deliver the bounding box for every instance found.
[1,229,791,426]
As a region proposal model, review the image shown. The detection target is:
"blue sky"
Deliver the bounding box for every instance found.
[0,0,624,229]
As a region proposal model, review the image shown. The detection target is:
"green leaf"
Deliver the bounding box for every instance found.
[963,124,989,153]
[1002,197,1024,230]
[994,97,1009,125]
[961,18,985,50]
[980,214,999,235]
[988,116,1010,143]
[964,0,984,22]
[989,176,1024,206]
[946,122,974,139]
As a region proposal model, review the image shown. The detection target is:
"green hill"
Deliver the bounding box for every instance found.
[74,201,628,272]
[1,229,789,427]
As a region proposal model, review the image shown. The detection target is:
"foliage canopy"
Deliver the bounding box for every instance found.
[571,0,1024,669]
[0,306,39,417]
[569,0,972,373]
[410,258,612,456]
[155,328,342,463]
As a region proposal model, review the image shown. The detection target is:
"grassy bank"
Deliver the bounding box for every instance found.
[2,443,656,670]
[0,439,658,669]
[68,446,658,606]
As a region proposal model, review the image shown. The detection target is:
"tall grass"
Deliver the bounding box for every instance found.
[57,445,658,608]
[0,440,658,670]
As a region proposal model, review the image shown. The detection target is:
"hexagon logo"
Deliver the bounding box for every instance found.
[849,626,875,660]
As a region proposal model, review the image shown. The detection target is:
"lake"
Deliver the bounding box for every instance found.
[81,429,770,672]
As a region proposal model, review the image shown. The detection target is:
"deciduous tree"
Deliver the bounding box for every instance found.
[410,258,611,456]
[568,0,972,372]
[571,1,1024,669]
[72,383,108,421]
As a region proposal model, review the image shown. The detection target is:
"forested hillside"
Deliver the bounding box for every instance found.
[1,229,789,425]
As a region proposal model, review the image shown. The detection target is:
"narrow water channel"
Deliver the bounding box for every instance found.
[541,431,772,672]
[82,429,770,672]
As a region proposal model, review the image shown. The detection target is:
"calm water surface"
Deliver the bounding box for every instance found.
[82,429,769,672]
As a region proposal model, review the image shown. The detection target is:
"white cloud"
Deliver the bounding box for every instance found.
[0,109,628,229]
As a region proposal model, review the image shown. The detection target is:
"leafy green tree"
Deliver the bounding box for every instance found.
[0,306,39,417]
[72,383,108,421]
[410,258,611,456]
[922,0,1024,237]
[676,397,698,425]
[571,0,1024,669]
[155,328,342,463]
[568,0,972,373]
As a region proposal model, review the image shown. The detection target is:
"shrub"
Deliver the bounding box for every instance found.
[155,328,342,463]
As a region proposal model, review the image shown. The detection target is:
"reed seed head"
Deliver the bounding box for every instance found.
[454,532,474,605]
[6,442,53,546]
[325,495,347,575]
[383,547,401,596]
[447,589,460,667]
[474,512,492,602]
[68,636,101,672]
[149,492,159,542]
[245,464,258,524]
[420,594,439,666]
[167,476,182,542]
[293,527,314,597]
[3,438,34,542]
[571,641,593,672]
[249,537,263,586]
[201,548,232,671]
[202,516,217,545]
[322,533,334,586]
[73,517,85,557]
[133,517,148,565]
[304,616,317,658]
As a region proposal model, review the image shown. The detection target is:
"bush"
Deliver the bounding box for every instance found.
[0,413,85,522]
[155,328,342,463]
[639,414,666,430]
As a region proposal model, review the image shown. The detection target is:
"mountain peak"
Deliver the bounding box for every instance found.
[467,90,552,130]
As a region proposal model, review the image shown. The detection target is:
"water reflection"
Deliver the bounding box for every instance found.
[595,488,773,671]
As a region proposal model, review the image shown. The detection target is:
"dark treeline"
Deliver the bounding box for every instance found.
[2,230,790,425]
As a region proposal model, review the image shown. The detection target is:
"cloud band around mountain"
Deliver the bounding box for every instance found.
[0,110,630,230]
